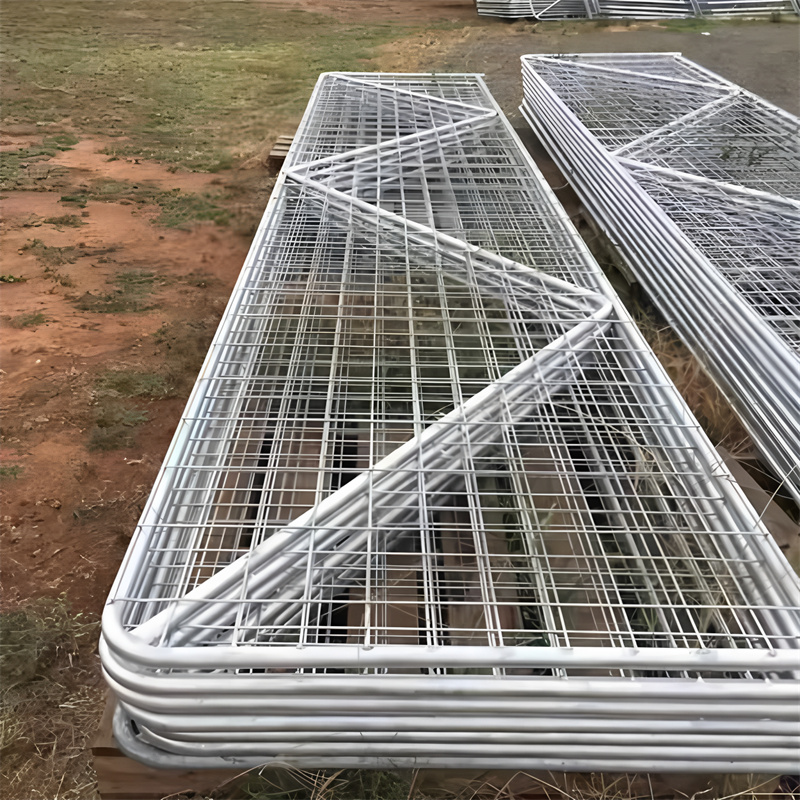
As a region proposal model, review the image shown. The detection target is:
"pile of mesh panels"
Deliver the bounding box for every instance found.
[101,72,800,773]
[476,0,798,19]
[521,52,800,508]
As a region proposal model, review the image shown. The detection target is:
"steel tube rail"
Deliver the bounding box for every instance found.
[102,71,800,771]
[110,712,800,773]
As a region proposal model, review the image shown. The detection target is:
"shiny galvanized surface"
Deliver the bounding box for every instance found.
[102,71,800,771]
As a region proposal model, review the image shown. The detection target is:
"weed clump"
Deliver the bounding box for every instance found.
[21,239,77,285]
[155,188,230,228]
[61,179,229,227]
[87,400,148,451]
[59,193,90,208]
[154,318,217,391]
[87,359,176,449]
[9,312,46,328]
[21,238,79,268]
[43,214,86,228]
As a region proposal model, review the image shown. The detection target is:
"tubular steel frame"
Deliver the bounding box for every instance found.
[101,72,800,773]
[521,52,800,506]
[476,0,799,19]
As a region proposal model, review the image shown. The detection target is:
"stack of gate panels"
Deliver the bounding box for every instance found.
[520,52,800,507]
[475,0,798,18]
[101,72,800,773]
[476,0,592,18]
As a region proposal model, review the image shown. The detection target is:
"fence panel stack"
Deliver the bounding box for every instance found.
[521,52,800,507]
[476,0,798,18]
[101,72,800,773]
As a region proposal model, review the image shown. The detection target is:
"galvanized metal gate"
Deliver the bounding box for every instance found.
[476,0,799,19]
[101,72,800,773]
[521,52,800,507]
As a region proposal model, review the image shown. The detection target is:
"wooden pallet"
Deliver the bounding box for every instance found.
[91,694,244,800]
[268,134,294,168]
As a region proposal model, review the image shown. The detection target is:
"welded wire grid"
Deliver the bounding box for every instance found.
[521,53,800,502]
[619,96,800,201]
[102,73,800,771]
[625,164,800,352]
[476,0,798,19]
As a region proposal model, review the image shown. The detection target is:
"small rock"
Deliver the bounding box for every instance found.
[34,415,49,423]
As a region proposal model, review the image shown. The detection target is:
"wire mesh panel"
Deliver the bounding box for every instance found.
[101,72,800,773]
[475,0,798,18]
[521,52,800,506]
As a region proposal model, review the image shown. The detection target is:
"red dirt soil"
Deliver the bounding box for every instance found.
[1,141,254,613]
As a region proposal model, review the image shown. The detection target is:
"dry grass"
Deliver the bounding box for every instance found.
[630,298,800,522]
[0,596,105,800]
[630,298,753,458]
[205,767,794,800]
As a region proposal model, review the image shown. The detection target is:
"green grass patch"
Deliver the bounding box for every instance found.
[74,293,150,313]
[60,179,229,227]
[114,269,157,290]
[96,369,173,398]
[21,238,77,285]
[182,271,216,288]
[87,399,148,450]
[74,269,159,314]
[0,274,26,283]
[0,465,24,479]
[59,193,90,208]
[43,214,85,228]
[2,0,423,171]
[44,133,79,149]
[155,188,230,227]
[0,596,96,690]
[9,312,46,328]
[0,135,78,190]
[657,17,714,31]
[153,319,216,392]
[87,178,157,202]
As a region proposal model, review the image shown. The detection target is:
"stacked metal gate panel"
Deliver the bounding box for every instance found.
[521,53,800,507]
[476,0,798,19]
[101,73,800,773]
